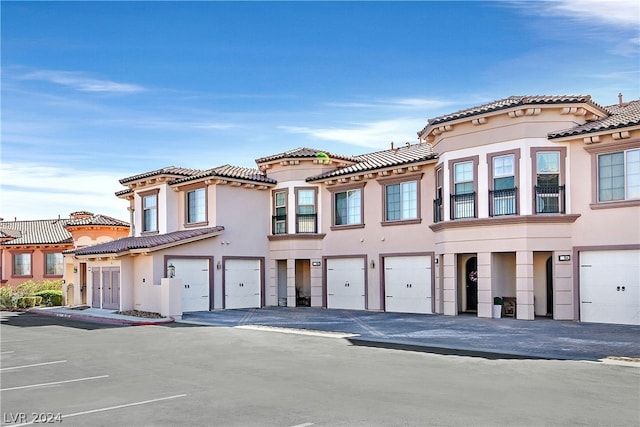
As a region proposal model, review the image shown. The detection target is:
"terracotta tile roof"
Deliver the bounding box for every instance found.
[66,214,130,228]
[307,143,436,181]
[171,164,276,186]
[255,147,356,164]
[0,219,73,246]
[119,166,203,185]
[548,99,640,139]
[71,226,224,256]
[418,95,607,136]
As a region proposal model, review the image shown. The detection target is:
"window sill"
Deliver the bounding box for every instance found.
[184,221,209,228]
[43,275,63,278]
[11,275,33,279]
[381,218,422,227]
[268,233,327,241]
[330,224,365,231]
[590,199,640,210]
[141,230,159,236]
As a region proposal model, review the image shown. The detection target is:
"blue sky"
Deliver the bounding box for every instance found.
[2,1,638,221]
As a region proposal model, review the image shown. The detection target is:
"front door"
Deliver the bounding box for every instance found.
[102,267,120,310]
[465,257,478,311]
[80,263,87,305]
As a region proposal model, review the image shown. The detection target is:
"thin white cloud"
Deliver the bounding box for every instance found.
[279,118,422,148]
[508,0,639,28]
[0,163,129,221]
[21,69,145,93]
[326,97,455,110]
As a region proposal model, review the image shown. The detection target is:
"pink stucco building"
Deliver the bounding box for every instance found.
[68,95,639,325]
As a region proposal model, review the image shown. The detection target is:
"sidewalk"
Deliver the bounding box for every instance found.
[25,306,640,362]
[28,306,175,326]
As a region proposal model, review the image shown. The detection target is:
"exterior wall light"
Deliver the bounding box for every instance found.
[370,259,375,269]
[217,261,222,270]
[558,255,571,261]
[167,264,176,278]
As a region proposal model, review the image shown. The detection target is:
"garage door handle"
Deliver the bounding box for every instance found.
[581,301,592,304]
[386,295,393,298]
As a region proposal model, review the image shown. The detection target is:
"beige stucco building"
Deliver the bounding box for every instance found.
[69,95,640,325]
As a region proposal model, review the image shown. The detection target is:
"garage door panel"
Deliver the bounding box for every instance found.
[225,259,261,309]
[580,250,639,325]
[326,258,365,310]
[170,258,210,313]
[385,256,432,314]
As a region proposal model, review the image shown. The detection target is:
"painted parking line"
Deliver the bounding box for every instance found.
[12,394,188,427]
[236,324,359,338]
[0,360,67,371]
[1,374,109,391]
[0,351,15,355]
[291,423,314,427]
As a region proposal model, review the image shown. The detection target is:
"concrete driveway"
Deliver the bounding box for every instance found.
[181,307,640,362]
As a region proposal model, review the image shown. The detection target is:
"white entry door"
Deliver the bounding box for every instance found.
[225,259,261,309]
[169,258,210,313]
[580,250,639,325]
[326,258,366,310]
[384,256,432,314]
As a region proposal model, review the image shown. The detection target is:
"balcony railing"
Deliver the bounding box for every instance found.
[433,198,444,223]
[296,213,317,233]
[272,215,287,235]
[489,187,518,217]
[450,192,476,220]
[535,185,565,214]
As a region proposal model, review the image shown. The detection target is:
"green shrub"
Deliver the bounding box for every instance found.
[35,290,64,307]
[15,280,63,297]
[0,286,16,309]
[16,296,37,309]
[494,296,503,305]
[35,296,43,306]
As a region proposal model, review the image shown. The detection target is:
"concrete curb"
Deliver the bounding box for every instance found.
[27,307,175,326]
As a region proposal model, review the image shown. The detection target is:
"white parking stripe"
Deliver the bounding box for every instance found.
[291,423,314,427]
[0,360,67,371]
[12,394,188,427]
[1,375,109,391]
[0,351,15,354]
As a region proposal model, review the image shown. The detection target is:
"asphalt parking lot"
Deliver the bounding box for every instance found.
[1,311,639,427]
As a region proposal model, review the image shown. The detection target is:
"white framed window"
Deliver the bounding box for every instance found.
[385,181,417,221]
[273,191,287,234]
[598,149,640,202]
[186,188,206,224]
[335,189,362,226]
[492,154,516,216]
[13,253,31,276]
[142,192,158,232]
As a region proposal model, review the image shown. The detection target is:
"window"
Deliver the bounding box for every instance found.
[186,188,206,224]
[451,160,476,219]
[13,253,31,276]
[434,167,444,223]
[142,191,158,232]
[598,149,640,202]
[45,253,63,276]
[535,151,564,213]
[335,189,362,225]
[273,191,287,234]
[385,181,417,221]
[296,188,317,233]
[490,154,517,216]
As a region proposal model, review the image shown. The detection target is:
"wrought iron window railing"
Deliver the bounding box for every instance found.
[272,215,287,235]
[534,185,565,214]
[433,198,444,223]
[489,187,518,216]
[296,213,317,233]
[450,192,476,220]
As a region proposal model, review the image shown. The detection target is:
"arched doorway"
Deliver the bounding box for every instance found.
[465,257,478,312]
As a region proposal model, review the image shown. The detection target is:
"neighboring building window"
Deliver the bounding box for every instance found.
[296,188,317,233]
[452,161,475,219]
[335,189,362,225]
[13,253,31,276]
[535,151,563,213]
[186,188,206,224]
[598,149,640,202]
[142,192,158,232]
[273,190,287,234]
[490,154,517,216]
[45,253,63,276]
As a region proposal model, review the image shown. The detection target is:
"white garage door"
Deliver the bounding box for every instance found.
[580,250,639,325]
[384,256,432,314]
[326,258,365,310]
[225,259,261,309]
[169,258,210,313]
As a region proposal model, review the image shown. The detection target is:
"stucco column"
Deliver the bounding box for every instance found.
[516,251,535,320]
[442,253,457,316]
[477,252,492,318]
[287,258,296,307]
